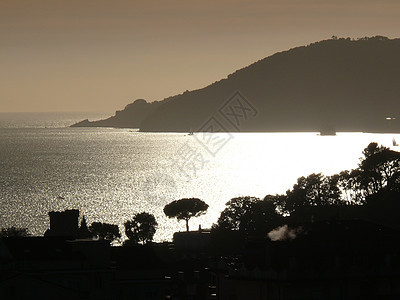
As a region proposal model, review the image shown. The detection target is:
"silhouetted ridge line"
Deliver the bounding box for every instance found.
[72,36,400,133]
[71,99,161,128]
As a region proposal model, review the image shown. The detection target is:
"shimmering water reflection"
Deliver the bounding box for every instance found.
[0,128,398,241]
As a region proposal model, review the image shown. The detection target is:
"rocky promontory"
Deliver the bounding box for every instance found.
[71,99,161,128]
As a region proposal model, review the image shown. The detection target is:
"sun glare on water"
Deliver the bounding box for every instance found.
[1,129,399,242]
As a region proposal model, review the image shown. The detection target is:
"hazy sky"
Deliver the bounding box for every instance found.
[1,0,400,113]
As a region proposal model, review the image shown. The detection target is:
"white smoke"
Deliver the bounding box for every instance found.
[268,225,302,241]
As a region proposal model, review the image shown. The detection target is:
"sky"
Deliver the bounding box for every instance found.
[1,0,400,113]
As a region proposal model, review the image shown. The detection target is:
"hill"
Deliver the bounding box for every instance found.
[73,36,400,133]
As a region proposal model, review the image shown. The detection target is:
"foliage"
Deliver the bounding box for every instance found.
[358,143,400,195]
[240,197,285,234]
[214,196,285,235]
[335,143,400,203]
[0,226,30,237]
[163,198,208,231]
[282,173,341,214]
[215,196,260,231]
[124,212,158,244]
[337,169,365,204]
[89,222,121,241]
[211,142,400,242]
[279,143,400,213]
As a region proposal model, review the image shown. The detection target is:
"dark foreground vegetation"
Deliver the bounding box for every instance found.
[2,142,400,299]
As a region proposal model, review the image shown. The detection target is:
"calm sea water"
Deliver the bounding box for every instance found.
[0,113,398,241]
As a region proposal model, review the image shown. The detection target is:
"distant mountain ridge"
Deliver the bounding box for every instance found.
[72,36,400,133]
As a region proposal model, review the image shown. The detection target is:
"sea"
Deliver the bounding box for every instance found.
[0,112,398,242]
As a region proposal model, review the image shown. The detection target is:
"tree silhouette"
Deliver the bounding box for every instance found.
[124,212,158,244]
[358,143,400,194]
[163,198,208,231]
[215,196,259,231]
[89,222,121,241]
[337,169,365,204]
[214,196,285,234]
[210,143,400,248]
[283,173,341,214]
[240,198,284,234]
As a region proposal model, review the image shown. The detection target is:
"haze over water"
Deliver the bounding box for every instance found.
[1,113,399,241]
